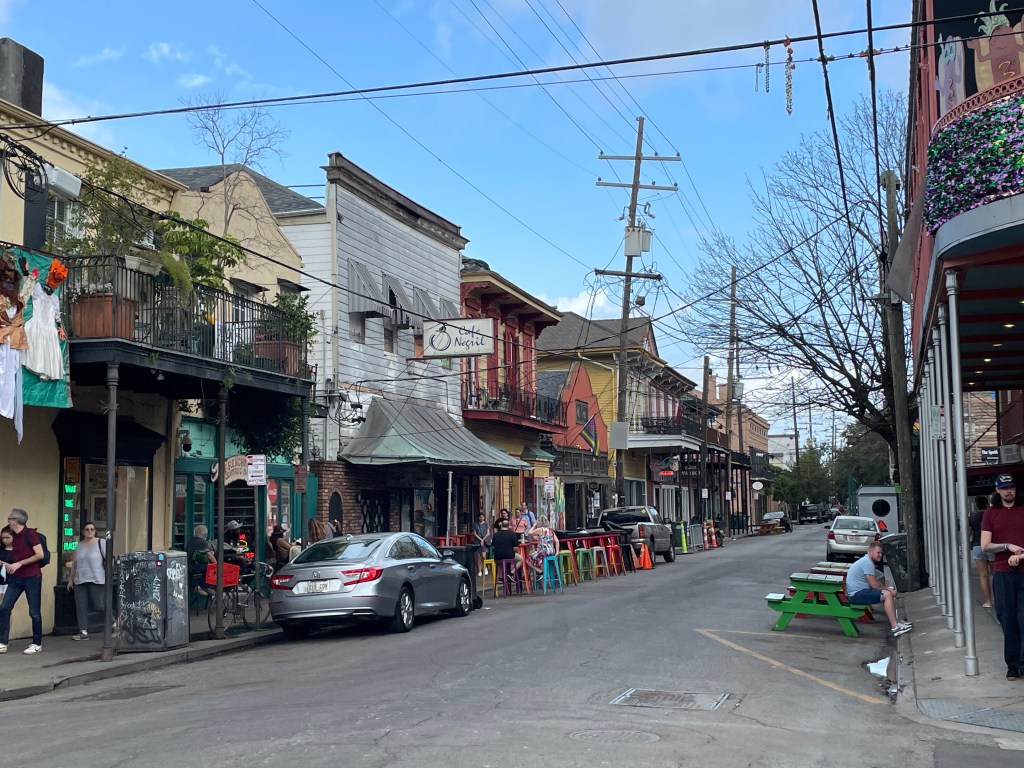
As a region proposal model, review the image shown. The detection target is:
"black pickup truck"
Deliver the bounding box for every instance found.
[798,504,824,525]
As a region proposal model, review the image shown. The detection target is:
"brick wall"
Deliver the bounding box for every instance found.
[309,460,394,534]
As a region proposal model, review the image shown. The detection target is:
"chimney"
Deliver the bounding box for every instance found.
[0,38,44,116]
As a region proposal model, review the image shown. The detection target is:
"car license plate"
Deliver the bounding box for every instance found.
[307,580,329,594]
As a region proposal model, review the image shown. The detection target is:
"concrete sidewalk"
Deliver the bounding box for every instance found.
[900,583,1024,735]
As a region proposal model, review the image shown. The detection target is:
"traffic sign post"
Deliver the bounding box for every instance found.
[246,454,267,487]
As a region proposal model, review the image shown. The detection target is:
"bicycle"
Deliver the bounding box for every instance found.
[207,561,274,633]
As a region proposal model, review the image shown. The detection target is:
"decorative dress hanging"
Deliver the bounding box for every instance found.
[0,251,28,442]
[24,282,64,380]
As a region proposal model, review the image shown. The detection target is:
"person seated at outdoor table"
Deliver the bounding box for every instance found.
[186,524,217,596]
[269,525,297,564]
[525,515,559,575]
[846,541,913,638]
[490,519,523,581]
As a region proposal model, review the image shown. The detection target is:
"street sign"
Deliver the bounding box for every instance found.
[544,476,555,497]
[981,447,1000,464]
[246,454,267,487]
[751,481,764,491]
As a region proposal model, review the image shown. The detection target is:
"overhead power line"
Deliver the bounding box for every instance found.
[1,8,1013,132]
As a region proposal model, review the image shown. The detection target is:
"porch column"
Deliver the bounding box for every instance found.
[936,312,959,632]
[944,270,979,676]
[919,360,938,597]
[213,386,227,640]
[100,362,119,662]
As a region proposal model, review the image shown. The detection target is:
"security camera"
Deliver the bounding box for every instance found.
[178,429,192,453]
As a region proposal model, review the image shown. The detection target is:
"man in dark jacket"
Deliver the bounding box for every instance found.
[0,508,45,654]
[490,520,523,588]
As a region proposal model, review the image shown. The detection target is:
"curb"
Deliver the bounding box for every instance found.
[0,630,282,703]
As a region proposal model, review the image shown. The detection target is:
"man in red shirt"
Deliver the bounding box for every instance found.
[0,508,45,654]
[981,474,1024,681]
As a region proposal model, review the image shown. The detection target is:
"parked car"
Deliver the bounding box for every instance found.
[595,506,676,563]
[826,515,881,561]
[762,510,792,532]
[269,532,472,639]
[797,504,823,525]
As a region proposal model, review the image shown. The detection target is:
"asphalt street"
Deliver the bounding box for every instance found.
[8,526,1022,767]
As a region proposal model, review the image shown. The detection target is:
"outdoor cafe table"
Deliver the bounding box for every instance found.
[765,572,868,638]
[809,562,851,576]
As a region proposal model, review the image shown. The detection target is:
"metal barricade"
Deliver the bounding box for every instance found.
[689,524,705,552]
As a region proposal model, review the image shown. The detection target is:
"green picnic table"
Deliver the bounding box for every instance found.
[765,572,868,637]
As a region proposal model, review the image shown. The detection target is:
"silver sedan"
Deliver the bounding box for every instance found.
[269,532,472,638]
[826,516,881,561]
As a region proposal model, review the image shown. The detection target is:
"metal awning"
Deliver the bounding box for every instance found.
[348,260,390,317]
[382,272,415,328]
[340,398,531,475]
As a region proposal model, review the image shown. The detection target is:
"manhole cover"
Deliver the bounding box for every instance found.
[74,685,180,701]
[569,730,660,743]
[611,688,729,711]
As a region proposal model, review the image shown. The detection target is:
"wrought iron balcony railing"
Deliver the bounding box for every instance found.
[462,381,567,427]
[61,255,310,378]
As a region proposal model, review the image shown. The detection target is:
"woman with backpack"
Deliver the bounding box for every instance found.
[67,521,106,641]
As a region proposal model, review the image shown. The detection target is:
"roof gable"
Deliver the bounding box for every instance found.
[158,164,324,217]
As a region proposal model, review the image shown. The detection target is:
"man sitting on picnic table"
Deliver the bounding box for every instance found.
[846,541,913,638]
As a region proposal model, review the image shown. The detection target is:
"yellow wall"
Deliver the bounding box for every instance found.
[171,172,304,300]
[0,100,182,248]
[0,407,59,641]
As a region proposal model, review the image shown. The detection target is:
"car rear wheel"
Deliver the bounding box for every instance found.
[649,538,657,567]
[663,544,676,562]
[451,578,471,617]
[388,587,415,633]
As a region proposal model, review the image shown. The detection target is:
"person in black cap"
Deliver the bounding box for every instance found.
[981,473,1024,681]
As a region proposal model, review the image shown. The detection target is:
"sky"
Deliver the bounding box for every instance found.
[2,0,912,433]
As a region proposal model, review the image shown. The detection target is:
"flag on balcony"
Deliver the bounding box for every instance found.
[580,415,598,454]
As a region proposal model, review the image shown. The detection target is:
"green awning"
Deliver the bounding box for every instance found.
[340,398,531,476]
[521,445,556,461]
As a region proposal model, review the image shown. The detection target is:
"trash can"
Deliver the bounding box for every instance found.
[670,521,684,551]
[115,550,189,652]
[880,533,909,593]
[440,545,483,609]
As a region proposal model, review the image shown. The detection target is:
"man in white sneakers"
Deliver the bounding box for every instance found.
[0,508,45,654]
[846,541,913,638]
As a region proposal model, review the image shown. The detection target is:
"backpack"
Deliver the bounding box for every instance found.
[29,528,50,567]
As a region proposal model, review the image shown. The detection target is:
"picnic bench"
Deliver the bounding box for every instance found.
[765,572,869,637]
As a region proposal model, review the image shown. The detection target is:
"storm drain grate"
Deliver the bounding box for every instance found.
[569,730,660,743]
[74,685,180,701]
[611,688,729,711]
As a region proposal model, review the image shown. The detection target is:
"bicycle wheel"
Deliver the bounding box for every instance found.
[240,586,259,630]
[208,589,238,634]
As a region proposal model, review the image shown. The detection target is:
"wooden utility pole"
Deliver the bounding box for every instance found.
[881,169,922,590]
[724,266,737,535]
[791,378,800,469]
[595,117,677,504]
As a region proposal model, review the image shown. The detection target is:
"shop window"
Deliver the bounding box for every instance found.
[350,312,365,343]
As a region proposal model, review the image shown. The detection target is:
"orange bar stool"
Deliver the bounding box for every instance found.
[604,542,625,575]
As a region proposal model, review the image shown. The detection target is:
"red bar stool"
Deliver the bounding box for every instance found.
[495,559,522,597]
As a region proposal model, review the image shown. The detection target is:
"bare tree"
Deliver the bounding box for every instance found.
[183,92,289,243]
[678,91,907,450]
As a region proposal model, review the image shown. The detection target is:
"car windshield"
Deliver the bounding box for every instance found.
[765,512,783,520]
[833,517,875,531]
[601,509,650,525]
[292,538,383,564]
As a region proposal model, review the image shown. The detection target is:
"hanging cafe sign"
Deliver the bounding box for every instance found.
[422,318,495,358]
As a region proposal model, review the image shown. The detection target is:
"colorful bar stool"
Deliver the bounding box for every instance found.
[539,555,563,594]
[557,550,578,585]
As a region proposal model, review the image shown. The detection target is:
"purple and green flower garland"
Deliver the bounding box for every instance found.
[926,91,1024,231]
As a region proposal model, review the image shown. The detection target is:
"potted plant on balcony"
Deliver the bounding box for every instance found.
[253,292,315,376]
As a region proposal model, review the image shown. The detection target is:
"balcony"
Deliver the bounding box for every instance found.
[462,381,567,428]
[61,256,311,395]
[635,415,704,440]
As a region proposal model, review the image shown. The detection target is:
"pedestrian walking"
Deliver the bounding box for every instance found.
[0,528,15,600]
[980,473,1024,681]
[969,495,995,609]
[0,508,46,654]
[67,522,106,641]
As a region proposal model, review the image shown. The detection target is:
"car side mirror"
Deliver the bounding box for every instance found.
[441,549,456,560]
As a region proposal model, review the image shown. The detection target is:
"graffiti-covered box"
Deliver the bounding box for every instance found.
[115,551,189,652]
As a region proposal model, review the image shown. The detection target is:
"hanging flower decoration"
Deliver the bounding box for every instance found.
[925,91,1024,231]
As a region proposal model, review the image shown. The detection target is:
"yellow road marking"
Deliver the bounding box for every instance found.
[695,628,883,705]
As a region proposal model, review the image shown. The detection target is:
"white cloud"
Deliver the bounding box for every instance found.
[144,42,188,64]
[539,288,615,317]
[75,47,124,67]
[225,63,251,79]
[178,73,214,88]
[207,44,227,69]
[41,82,116,148]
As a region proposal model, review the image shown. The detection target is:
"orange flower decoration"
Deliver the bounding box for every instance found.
[45,259,69,291]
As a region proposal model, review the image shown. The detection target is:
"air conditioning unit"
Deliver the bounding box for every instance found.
[999,444,1022,463]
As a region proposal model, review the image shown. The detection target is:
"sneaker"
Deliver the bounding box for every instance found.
[0,643,7,654]
[1008,668,1020,681]
[71,632,89,641]
[23,644,42,654]
[478,571,483,577]
[484,567,489,576]
[891,624,912,638]
[895,620,914,630]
